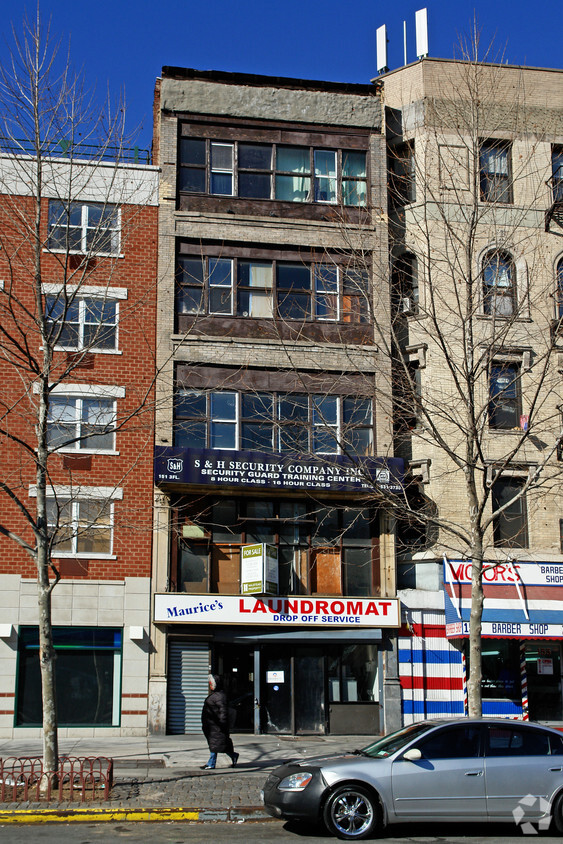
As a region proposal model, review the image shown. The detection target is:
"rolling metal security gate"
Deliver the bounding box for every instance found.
[167,641,209,734]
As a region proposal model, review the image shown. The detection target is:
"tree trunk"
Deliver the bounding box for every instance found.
[467,537,484,717]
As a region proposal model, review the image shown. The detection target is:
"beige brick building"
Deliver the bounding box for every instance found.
[382,59,563,722]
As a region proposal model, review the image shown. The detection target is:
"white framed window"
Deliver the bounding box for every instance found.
[47,497,113,555]
[209,391,237,449]
[312,394,339,453]
[36,384,124,452]
[48,396,116,452]
[480,140,512,203]
[314,264,339,321]
[29,485,122,558]
[208,259,233,315]
[482,250,516,317]
[314,150,337,203]
[47,201,120,256]
[174,390,373,457]
[210,142,234,195]
[45,292,121,352]
[179,134,367,207]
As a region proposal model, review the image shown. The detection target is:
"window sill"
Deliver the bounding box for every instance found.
[488,427,526,435]
[179,190,365,210]
[477,313,532,323]
[175,314,368,326]
[44,248,124,259]
[53,449,120,456]
[50,347,123,355]
[51,553,116,560]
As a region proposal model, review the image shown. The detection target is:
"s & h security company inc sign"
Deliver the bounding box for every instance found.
[154,594,400,628]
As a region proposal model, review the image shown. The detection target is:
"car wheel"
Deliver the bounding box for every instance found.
[323,784,381,840]
[553,791,563,834]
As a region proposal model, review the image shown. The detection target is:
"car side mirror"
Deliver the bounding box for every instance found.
[402,747,422,762]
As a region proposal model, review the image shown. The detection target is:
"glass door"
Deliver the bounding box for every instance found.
[214,644,255,732]
[525,643,562,721]
[295,647,325,734]
[262,648,292,733]
[261,645,326,734]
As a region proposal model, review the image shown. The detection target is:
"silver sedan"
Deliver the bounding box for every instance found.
[261,718,563,840]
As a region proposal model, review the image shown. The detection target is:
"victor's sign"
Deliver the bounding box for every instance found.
[445,559,563,586]
[154,594,400,628]
[154,447,404,494]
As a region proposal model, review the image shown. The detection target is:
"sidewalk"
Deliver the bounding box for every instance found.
[0,732,368,824]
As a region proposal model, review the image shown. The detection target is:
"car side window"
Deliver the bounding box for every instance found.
[487,726,550,757]
[416,726,481,760]
[549,733,563,755]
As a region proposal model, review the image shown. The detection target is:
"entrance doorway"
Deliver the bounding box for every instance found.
[214,644,255,732]
[525,642,563,721]
[262,645,326,734]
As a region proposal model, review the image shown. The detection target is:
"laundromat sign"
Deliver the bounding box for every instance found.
[154,447,404,494]
[154,594,400,628]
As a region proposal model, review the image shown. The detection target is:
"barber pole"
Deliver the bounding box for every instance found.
[520,642,529,720]
[462,651,468,715]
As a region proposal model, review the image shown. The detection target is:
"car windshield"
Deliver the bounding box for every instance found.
[360,723,433,758]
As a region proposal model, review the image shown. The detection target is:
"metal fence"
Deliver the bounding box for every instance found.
[0,756,114,802]
[0,138,151,164]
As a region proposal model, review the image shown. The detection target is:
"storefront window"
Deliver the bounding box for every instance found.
[328,644,378,702]
[176,497,377,596]
[16,627,122,726]
[467,640,520,700]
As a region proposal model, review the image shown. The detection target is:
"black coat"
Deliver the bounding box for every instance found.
[201,689,232,753]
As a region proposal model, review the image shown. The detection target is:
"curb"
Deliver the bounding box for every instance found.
[0,805,273,824]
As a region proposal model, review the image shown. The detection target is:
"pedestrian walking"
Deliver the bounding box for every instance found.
[201,673,239,770]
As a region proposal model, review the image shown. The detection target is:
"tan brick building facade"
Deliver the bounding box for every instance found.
[382,59,563,722]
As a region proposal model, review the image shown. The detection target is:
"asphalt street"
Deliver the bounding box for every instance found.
[0,819,557,842]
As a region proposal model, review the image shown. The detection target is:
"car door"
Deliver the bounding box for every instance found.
[484,724,563,820]
[391,723,486,819]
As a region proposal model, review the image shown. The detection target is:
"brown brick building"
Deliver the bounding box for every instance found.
[0,154,159,737]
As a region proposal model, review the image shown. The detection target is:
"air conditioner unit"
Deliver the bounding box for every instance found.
[401,296,416,315]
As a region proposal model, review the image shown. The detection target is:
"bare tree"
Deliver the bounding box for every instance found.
[219,33,563,719]
[0,10,157,773]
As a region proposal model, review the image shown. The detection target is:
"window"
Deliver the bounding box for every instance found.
[469,639,521,700]
[46,496,114,556]
[489,362,521,429]
[552,146,563,203]
[16,627,122,726]
[178,137,367,206]
[48,201,120,255]
[480,140,512,203]
[174,390,373,457]
[416,725,481,759]
[47,395,116,451]
[176,253,368,323]
[177,497,377,597]
[392,253,418,314]
[482,251,516,316]
[328,644,378,702]
[46,294,118,351]
[389,142,415,206]
[492,476,528,548]
[486,726,550,757]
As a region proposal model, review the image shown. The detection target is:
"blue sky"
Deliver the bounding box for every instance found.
[5,1,561,151]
